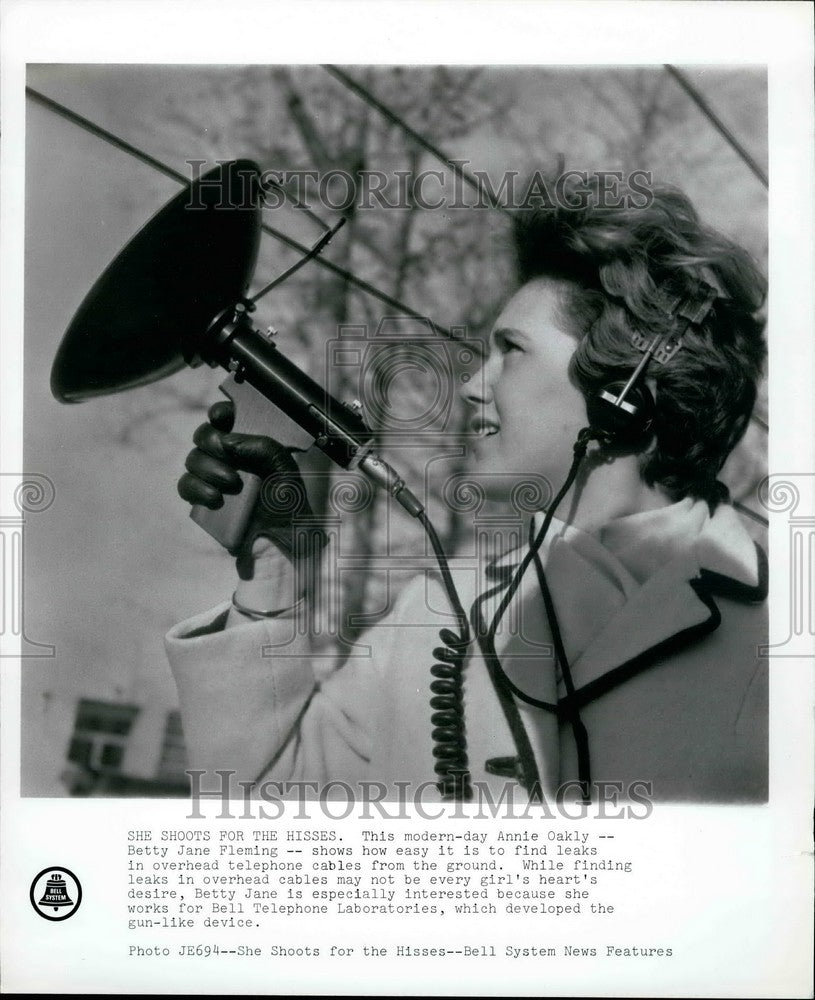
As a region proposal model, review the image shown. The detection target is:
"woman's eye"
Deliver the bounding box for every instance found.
[501,339,521,354]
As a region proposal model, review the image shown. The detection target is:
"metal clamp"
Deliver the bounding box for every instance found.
[630,281,718,364]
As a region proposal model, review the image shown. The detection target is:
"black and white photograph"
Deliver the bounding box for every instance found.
[1,2,813,996]
[22,62,772,804]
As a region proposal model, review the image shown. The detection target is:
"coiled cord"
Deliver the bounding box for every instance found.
[430,627,472,800]
[418,511,473,801]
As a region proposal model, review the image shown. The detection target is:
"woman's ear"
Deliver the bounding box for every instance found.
[583,378,655,455]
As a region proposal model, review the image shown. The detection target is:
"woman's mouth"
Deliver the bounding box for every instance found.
[469,417,500,457]
[470,417,500,438]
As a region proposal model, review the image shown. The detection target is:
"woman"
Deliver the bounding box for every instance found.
[167,182,768,805]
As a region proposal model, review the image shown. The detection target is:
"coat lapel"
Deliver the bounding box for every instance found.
[562,502,767,708]
[455,499,766,795]
[563,556,720,705]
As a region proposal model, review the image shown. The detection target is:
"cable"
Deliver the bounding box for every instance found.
[322,66,515,217]
[732,499,769,528]
[418,512,473,800]
[663,66,769,189]
[25,86,458,343]
[26,85,190,187]
[259,175,332,233]
[248,217,346,304]
[484,429,595,653]
[530,538,591,802]
[471,428,597,802]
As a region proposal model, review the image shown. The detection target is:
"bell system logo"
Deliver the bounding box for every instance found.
[29,867,82,921]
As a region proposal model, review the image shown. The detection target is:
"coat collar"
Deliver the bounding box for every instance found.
[597,496,760,590]
[485,498,766,704]
[567,498,766,702]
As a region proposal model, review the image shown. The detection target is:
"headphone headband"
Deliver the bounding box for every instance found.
[629,280,719,364]
[588,279,720,447]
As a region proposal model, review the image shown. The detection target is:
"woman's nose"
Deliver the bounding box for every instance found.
[458,352,494,408]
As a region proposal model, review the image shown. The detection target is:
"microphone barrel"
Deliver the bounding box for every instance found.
[202,310,423,517]
[224,321,373,468]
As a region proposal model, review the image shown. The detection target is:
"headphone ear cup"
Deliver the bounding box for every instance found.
[586,380,655,448]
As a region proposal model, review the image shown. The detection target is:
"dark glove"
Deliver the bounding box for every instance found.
[178,400,327,573]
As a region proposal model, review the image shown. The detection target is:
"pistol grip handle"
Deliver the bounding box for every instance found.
[189,374,314,551]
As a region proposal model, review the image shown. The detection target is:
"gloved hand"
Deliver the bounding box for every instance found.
[178,400,327,578]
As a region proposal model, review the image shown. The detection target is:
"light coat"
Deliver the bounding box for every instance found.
[166,498,768,803]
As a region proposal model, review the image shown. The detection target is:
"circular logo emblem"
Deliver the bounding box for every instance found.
[30,867,82,921]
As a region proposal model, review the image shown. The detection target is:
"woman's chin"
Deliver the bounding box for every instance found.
[456,463,549,509]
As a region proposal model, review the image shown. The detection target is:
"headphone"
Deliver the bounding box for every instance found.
[585,281,719,449]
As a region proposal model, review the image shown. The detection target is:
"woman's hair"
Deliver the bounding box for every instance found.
[512,180,767,505]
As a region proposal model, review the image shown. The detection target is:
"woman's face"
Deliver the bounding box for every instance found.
[460,277,590,500]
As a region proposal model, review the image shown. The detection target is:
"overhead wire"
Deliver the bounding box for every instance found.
[248,217,346,304]
[659,65,770,469]
[663,66,769,189]
[24,85,458,342]
[322,65,515,218]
